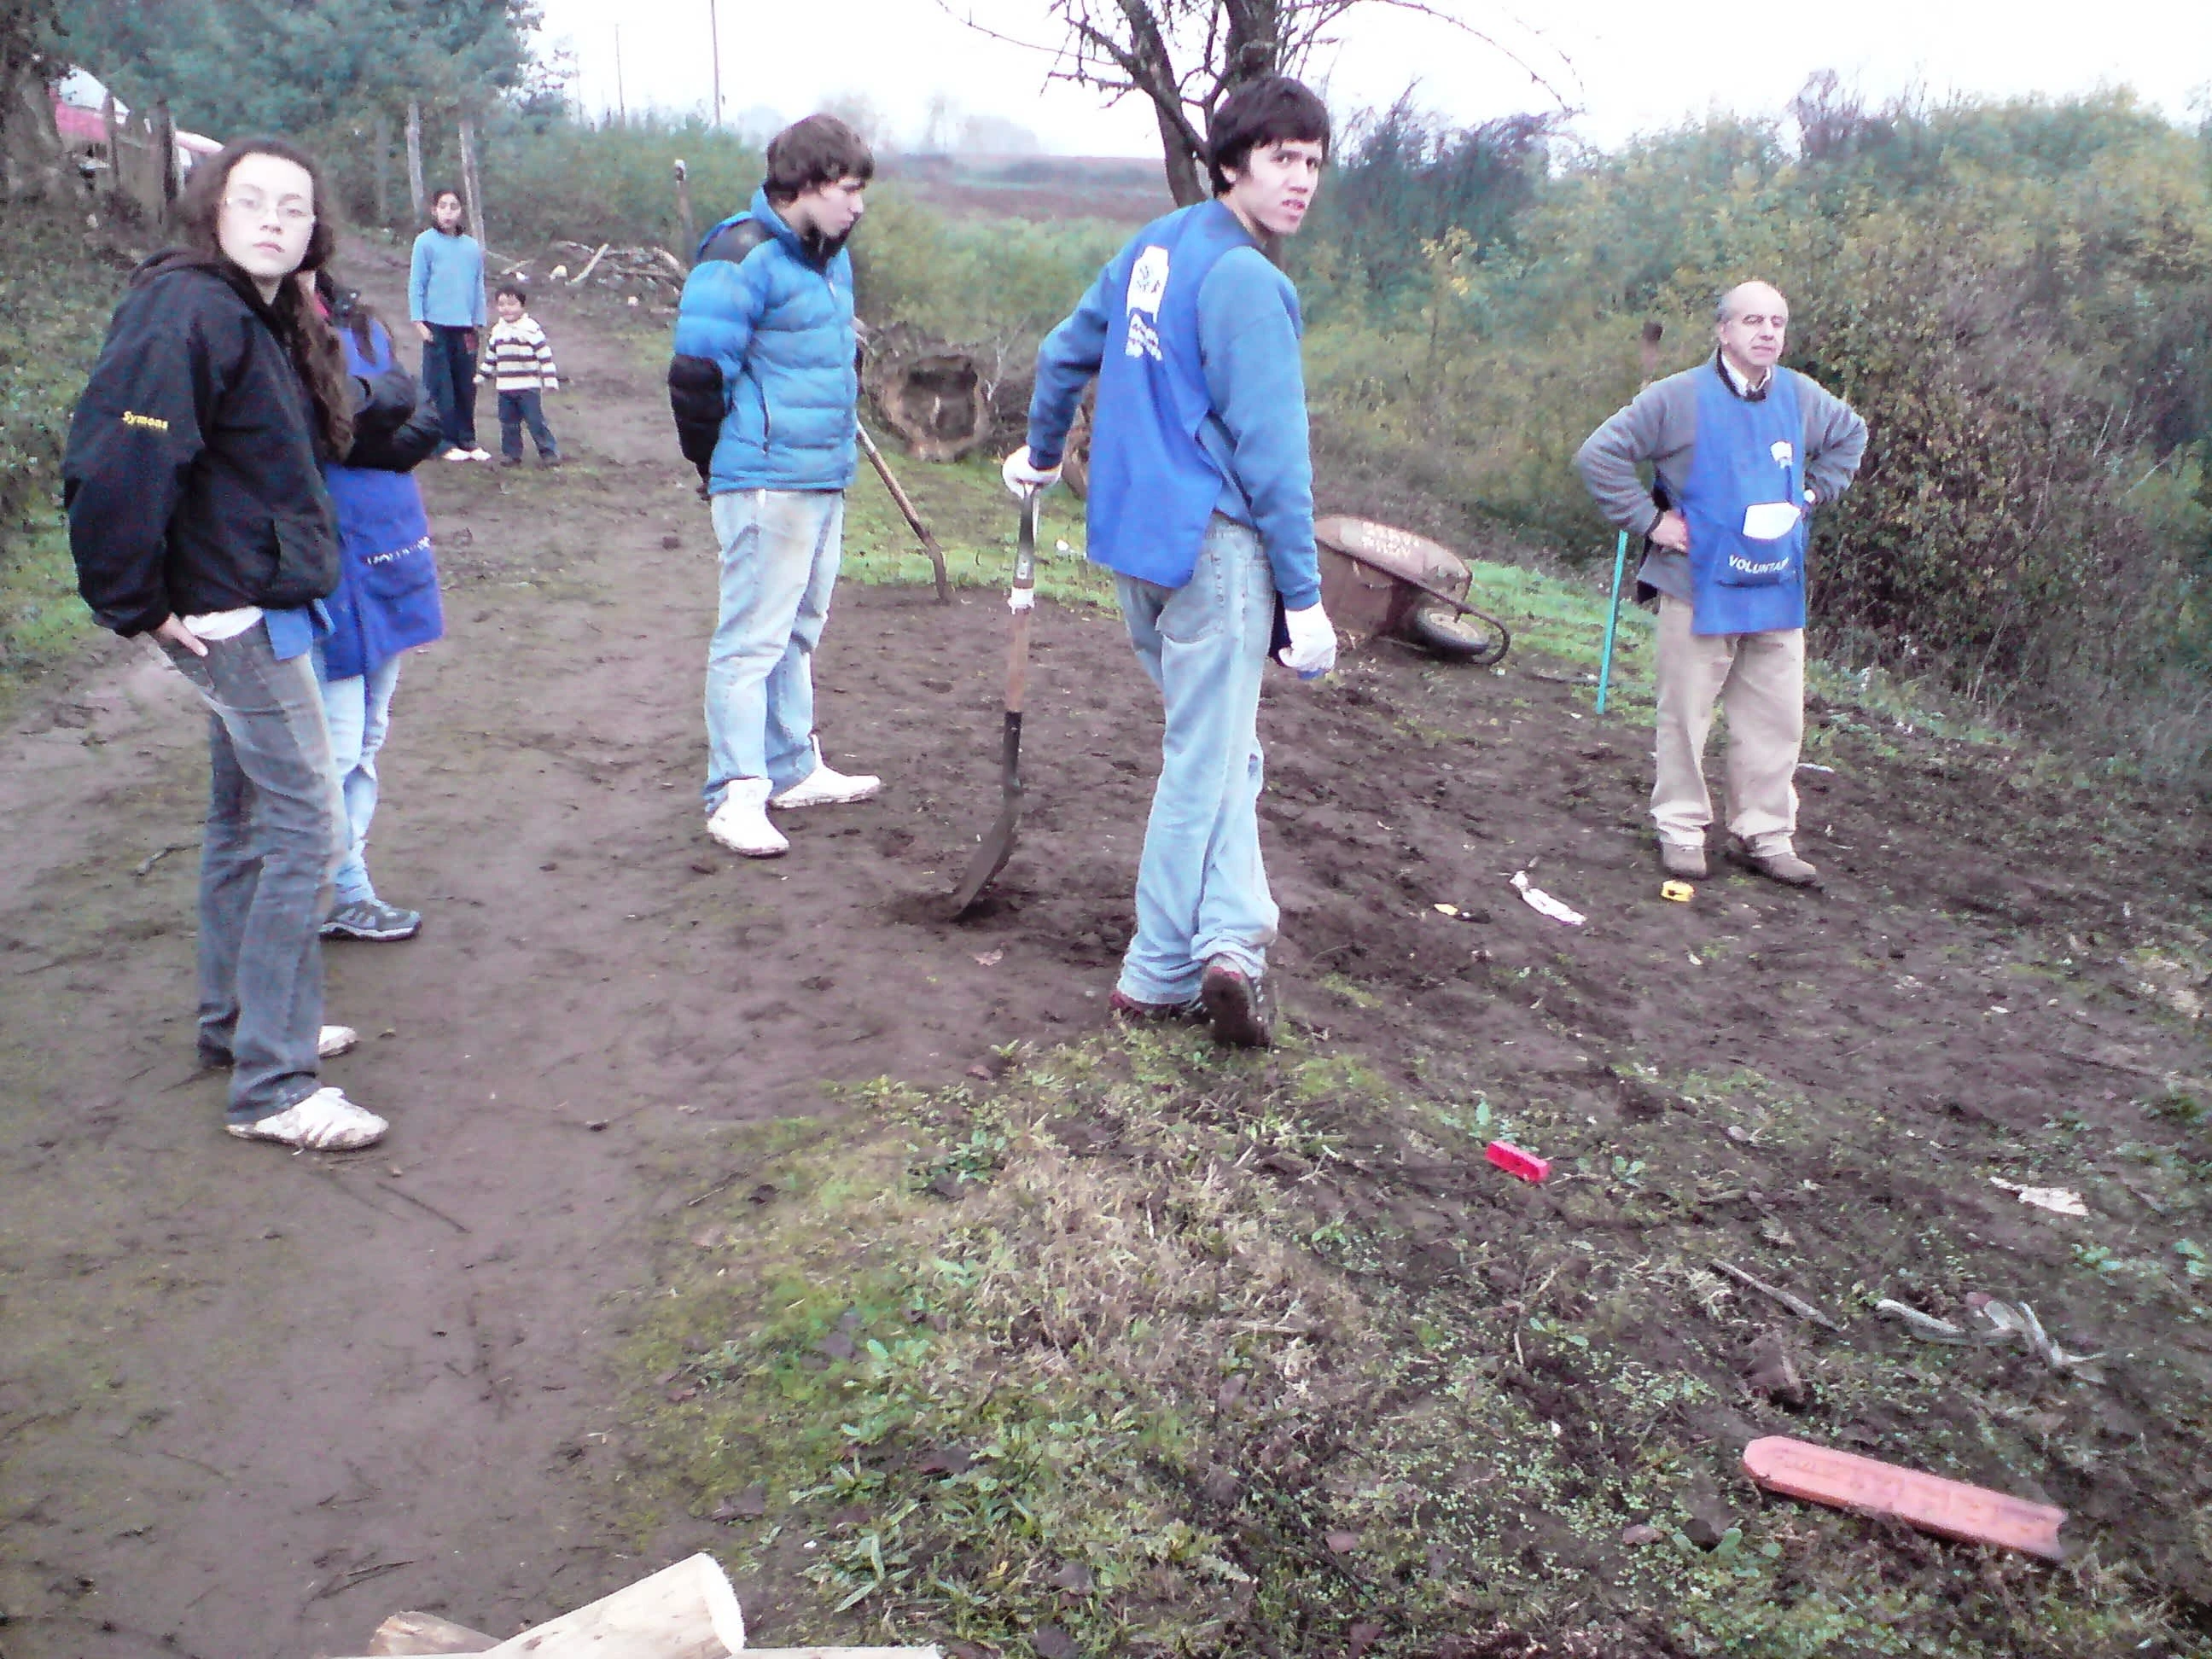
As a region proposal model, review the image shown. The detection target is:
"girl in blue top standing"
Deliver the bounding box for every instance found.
[408,186,488,461]
[311,270,447,942]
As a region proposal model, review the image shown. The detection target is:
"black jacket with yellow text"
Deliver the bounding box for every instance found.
[63,256,341,637]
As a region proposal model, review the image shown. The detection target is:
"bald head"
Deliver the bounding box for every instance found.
[1715,281,1789,383]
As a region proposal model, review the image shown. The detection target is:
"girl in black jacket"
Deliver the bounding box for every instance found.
[63,137,390,1151]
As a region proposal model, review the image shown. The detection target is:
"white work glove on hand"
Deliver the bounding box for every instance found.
[1001,445,1062,499]
[1278,602,1337,678]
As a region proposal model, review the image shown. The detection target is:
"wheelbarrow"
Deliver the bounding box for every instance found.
[1313,515,1511,667]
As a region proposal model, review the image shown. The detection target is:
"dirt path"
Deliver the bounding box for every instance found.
[3,242,2209,1657]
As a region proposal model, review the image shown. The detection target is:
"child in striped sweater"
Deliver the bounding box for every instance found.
[478,284,562,466]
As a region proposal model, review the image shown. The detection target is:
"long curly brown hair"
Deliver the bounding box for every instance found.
[169,137,355,458]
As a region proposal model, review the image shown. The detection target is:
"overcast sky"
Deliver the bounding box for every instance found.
[536,0,2212,155]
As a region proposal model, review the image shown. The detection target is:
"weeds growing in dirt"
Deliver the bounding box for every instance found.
[627,1013,2211,1657]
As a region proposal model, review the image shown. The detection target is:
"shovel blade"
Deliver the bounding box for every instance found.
[946,711,1024,919]
[946,791,1021,919]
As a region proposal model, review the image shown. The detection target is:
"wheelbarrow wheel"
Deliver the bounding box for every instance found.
[1405,595,1510,666]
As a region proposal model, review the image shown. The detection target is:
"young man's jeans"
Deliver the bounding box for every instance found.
[420,323,480,449]
[160,623,344,1124]
[702,488,843,811]
[497,388,558,461]
[1113,515,1280,1005]
[314,650,403,907]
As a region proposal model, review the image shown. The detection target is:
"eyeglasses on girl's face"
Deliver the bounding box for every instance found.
[223,195,315,225]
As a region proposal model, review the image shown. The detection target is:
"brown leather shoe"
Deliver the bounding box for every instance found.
[1728,837,1819,888]
[1660,841,1708,880]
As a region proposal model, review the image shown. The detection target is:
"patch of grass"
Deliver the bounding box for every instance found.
[0,517,96,715]
[627,1022,2208,1657]
[0,212,125,708]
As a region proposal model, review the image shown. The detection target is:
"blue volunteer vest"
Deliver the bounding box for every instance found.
[1086,201,1255,587]
[319,322,443,679]
[1679,362,1808,636]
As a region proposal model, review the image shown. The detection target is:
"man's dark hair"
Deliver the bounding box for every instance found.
[1207,76,1330,195]
[763,114,875,205]
[496,282,528,306]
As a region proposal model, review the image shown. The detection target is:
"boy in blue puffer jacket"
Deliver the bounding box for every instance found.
[669,114,881,859]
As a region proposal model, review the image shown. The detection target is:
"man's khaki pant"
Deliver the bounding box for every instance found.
[1650,595,1802,855]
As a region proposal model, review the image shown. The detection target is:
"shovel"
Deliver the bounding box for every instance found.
[946,492,1039,918]
[856,422,951,602]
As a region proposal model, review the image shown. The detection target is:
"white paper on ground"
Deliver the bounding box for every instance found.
[1741,501,1802,541]
[1511,870,1586,927]
[1988,1177,2089,1217]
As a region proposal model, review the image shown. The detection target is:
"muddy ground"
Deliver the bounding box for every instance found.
[2,243,2209,1658]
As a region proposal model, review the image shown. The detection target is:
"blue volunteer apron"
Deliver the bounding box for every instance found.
[1085,201,1255,588]
[1679,362,1808,637]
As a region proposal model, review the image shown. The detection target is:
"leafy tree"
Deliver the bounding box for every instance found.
[54,0,538,137]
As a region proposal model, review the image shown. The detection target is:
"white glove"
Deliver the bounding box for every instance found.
[1278,602,1336,678]
[1001,445,1062,499]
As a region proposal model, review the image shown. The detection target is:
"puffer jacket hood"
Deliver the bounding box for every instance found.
[667,187,858,494]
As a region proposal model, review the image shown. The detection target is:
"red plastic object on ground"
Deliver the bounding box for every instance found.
[1485,1140,1550,1183]
[1743,1435,2067,1560]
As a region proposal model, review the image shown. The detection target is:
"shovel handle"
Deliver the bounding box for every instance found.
[1004,494,1038,713]
[856,422,952,602]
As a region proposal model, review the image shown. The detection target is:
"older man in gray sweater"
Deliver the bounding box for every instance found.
[1575,282,1866,888]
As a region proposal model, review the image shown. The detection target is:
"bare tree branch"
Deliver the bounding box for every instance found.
[940,0,1578,207]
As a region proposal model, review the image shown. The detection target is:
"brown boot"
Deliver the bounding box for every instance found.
[1728,837,1819,888]
[1660,840,1708,880]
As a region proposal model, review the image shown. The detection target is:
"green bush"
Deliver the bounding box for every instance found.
[1294,89,2212,783]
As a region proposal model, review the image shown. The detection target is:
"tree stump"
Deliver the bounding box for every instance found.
[869,350,991,463]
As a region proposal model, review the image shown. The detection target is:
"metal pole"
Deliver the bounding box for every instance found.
[1596,529,1628,716]
[708,0,722,128]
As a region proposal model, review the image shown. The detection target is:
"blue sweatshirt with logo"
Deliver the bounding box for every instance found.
[1027,216,1318,609]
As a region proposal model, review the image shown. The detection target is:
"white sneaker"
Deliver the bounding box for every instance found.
[441,447,474,462]
[317,1024,358,1059]
[771,762,882,810]
[226,1086,387,1150]
[466,447,493,462]
[707,777,788,857]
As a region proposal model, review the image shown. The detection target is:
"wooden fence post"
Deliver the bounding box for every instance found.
[673,158,696,264]
[405,99,425,221]
[100,90,118,205]
[151,98,176,223]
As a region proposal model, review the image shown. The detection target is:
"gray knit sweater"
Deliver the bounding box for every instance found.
[1575,352,1867,603]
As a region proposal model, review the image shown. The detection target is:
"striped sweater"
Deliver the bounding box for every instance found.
[477,316,559,392]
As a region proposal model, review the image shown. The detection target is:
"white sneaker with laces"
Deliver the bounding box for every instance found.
[226,1086,387,1150]
[771,760,882,810]
[317,1024,358,1059]
[707,777,788,857]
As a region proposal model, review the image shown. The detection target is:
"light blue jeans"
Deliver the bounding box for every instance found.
[704,488,844,811]
[159,622,344,1123]
[315,650,404,906]
[1114,515,1280,1005]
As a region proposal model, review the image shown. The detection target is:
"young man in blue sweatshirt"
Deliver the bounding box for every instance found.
[669,115,881,859]
[1004,76,1337,1048]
